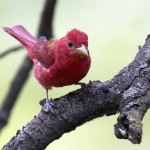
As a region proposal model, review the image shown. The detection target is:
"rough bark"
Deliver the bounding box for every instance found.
[2,35,150,149]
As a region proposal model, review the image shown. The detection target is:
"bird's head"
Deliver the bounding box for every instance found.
[56,29,89,57]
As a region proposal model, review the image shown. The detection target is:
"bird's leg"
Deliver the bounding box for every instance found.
[46,89,49,103]
[41,89,57,113]
[75,82,93,94]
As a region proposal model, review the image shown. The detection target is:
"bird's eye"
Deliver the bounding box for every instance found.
[67,41,73,47]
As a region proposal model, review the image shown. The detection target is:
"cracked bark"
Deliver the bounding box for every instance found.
[2,35,150,149]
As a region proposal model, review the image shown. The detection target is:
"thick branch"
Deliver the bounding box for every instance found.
[2,35,150,149]
[0,0,57,131]
[114,40,150,143]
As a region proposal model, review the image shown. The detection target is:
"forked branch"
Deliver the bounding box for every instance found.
[2,35,150,149]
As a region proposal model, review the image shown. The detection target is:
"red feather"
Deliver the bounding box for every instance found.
[3,25,91,89]
[3,25,37,51]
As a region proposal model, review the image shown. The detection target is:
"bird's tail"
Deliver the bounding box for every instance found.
[3,25,38,54]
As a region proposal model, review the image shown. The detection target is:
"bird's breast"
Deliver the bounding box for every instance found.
[34,56,91,88]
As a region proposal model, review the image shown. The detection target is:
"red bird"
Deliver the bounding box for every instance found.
[3,25,91,112]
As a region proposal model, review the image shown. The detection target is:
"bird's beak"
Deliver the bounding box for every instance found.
[75,45,89,56]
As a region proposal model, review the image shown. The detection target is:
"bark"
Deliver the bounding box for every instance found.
[2,35,150,149]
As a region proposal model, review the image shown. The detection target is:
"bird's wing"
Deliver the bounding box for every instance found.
[33,40,56,68]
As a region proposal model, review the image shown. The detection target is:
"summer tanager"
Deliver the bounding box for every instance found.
[3,25,91,112]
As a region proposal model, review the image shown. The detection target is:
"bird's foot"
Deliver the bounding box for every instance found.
[75,82,93,94]
[40,98,57,113]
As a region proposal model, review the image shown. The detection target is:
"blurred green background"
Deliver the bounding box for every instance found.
[0,0,150,149]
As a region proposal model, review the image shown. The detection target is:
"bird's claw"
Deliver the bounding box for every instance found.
[75,82,93,94]
[40,98,57,113]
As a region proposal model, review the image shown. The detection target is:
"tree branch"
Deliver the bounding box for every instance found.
[2,34,150,149]
[0,45,22,59]
[0,0,57,131]
[37,0,56,39]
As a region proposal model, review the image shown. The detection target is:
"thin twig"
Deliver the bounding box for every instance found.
[0,45,22,59]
